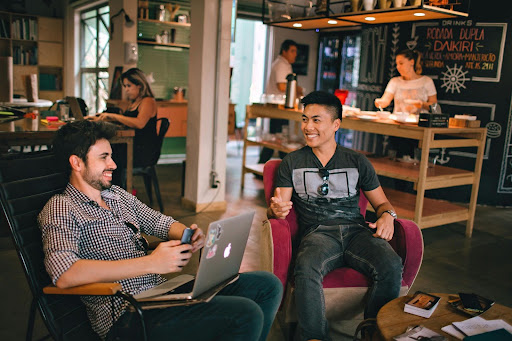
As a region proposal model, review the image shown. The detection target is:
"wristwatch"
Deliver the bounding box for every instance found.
[382,210,397,219]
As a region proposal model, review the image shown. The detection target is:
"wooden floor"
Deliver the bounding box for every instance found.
[1,140,511,340]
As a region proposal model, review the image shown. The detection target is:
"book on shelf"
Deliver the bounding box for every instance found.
[0,18,8,38]
[404,291,441,318]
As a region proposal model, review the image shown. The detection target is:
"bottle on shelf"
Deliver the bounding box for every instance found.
[158,5,165,21]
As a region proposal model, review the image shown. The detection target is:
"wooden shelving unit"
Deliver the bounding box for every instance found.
[243,104,487,237]
[0,12,64,103]
[137,40,190,49]
[137,15,190,49]
[138,18,190,28]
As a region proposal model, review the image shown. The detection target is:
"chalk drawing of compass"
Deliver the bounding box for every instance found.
[440,64,470,94]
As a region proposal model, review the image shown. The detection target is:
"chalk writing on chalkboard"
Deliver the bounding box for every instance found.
[413,21,507,83]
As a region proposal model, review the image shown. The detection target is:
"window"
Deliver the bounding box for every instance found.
[80,5,109,114]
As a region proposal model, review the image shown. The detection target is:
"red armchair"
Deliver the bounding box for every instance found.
[262,159,424,338]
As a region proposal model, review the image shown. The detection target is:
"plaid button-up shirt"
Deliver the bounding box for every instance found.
[38,183,177,339]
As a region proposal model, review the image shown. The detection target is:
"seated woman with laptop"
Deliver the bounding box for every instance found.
[90,68,158,187]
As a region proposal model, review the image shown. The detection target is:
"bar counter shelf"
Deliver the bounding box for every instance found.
[243,104,487,237]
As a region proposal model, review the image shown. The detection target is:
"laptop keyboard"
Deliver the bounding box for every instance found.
[163,279,195,295]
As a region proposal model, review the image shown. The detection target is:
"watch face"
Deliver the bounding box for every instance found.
[386,210,397,219]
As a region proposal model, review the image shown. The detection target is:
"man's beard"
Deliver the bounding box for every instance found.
[84,169,114,191]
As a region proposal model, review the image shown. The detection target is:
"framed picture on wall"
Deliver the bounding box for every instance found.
[292,44,309,76]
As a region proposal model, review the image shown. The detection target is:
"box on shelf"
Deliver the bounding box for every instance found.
[418,113,449,127]
[449,117,481,128]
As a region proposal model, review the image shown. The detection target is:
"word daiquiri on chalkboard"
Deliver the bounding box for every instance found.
[415,20,507,84]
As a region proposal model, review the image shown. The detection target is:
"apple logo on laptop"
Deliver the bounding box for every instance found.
[223,243,232,258]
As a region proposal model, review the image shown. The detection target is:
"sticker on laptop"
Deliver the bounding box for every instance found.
[206,225,223,247]
[206,227,216,247]
[216,225,223,239]
[206,244,217,259]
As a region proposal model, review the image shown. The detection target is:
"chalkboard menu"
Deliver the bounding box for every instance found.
[415,20,507,83]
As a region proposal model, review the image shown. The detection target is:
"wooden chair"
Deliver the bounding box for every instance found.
[0,151,147,341]
[261,159,424,339]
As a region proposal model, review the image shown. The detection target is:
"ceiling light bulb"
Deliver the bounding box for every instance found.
[327,20,337,24]
[365,16,376,21]
[293,23,302,28]
[414,12,426,16]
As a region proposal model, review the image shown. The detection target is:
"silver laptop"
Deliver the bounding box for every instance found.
[134,211,255,302]
[65,96,86,120]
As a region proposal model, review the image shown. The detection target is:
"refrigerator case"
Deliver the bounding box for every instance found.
[316,35,341,94]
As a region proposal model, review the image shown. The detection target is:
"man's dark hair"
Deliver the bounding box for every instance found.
[301,91,343,121]
[280,39,298,54]
[52,120,117,176]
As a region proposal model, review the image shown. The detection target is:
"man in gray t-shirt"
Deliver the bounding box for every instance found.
[276,145,380,237]
[268,91,403,341]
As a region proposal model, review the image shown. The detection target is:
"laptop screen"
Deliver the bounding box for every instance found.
[65,97,87,120]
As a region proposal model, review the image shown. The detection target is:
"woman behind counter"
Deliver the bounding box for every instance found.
[375,49,438,161]
[374,49,437,114]
[94,68,159,187]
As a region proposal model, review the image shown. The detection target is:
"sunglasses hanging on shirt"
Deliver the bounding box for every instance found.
[125,222,149,253]
[318,168,330,196]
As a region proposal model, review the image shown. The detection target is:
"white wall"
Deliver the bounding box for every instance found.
[268,27,318,95]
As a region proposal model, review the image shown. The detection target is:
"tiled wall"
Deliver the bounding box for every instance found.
[138,45,189,100]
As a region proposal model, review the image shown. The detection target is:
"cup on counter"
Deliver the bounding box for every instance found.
[388,149,397,161]
[59,105,70,121]
[414,148,421,162]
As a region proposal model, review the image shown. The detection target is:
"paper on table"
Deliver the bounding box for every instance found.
[394,325,445,340]
[443,316,512,339]
[441,325,465,340]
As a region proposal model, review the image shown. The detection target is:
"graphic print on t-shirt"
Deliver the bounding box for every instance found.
[292,167,359,200]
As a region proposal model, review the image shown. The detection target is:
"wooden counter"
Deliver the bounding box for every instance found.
[243,104,487,237]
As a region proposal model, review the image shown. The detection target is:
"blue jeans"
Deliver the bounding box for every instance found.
[107,271,282,341]
[294,224,403,341]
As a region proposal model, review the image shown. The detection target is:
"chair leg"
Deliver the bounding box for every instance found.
[26,298,37,341]
[149,166,164,212]
[142,172,153,205]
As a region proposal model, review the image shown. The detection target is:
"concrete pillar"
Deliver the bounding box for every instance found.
[182,0,232,211]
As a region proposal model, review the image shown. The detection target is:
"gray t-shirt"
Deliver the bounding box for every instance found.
[276,145,380,236]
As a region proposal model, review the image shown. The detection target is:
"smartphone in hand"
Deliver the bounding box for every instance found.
[181,228,194,244]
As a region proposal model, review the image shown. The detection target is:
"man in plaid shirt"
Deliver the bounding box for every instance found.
[38,120,282,340]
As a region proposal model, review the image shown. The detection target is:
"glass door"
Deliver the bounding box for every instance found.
[316,34,341,94]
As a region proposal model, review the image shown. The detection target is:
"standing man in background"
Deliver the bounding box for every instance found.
[258,39,304,165]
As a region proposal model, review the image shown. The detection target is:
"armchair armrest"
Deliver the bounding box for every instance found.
[268,218,293,290]
[390,219,424,287]
[43,283,122,296]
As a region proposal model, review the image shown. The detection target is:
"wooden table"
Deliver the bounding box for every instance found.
[377,293,512,340]
[0,118,135,191]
